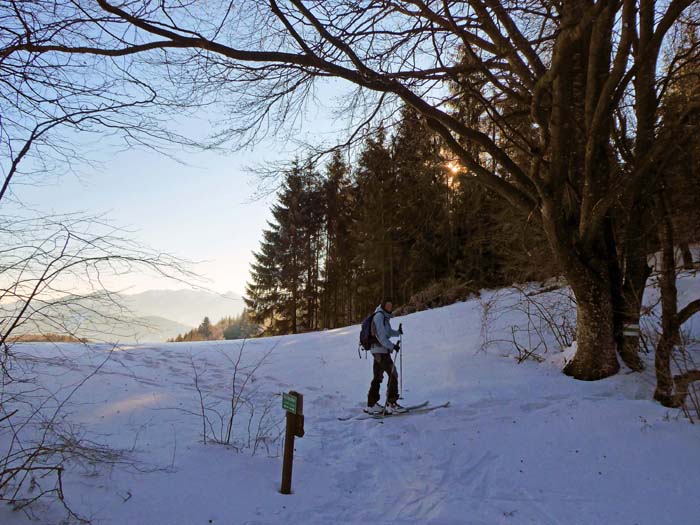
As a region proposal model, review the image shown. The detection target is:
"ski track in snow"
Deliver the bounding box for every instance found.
[2,278,700,524]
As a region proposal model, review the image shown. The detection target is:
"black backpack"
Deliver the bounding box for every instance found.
[359,311,380,351]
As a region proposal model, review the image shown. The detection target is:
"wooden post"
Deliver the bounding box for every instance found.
[281,391,304,495]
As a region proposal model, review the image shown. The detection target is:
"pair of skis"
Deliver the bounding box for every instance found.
[338,401,450,421]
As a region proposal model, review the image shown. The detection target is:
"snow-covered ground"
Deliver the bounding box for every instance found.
[2,280,700,525]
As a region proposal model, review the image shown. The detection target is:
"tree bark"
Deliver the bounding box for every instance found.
[654,332,676,405]
[653,188,683,405]
[605,213,648,372]
[681,243,694,270]
[618,217,652,372]
[564,272,621,380]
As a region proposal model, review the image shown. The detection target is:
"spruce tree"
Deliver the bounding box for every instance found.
[245,227,283,332]
[391,106,450,301]
[321,151,356,328]
[352,128,395,313]
[198,317,212,339]
[245,160,325,334]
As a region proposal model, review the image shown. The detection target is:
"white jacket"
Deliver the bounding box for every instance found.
[370,305,400,354]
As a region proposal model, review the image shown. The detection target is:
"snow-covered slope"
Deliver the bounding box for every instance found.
[2,282,699,525]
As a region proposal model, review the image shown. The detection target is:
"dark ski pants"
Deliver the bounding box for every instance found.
[367,352,399,406]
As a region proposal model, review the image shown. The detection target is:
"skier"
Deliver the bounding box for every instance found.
[366,300,404,414]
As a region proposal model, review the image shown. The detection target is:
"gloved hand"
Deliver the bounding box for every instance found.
[398,323,403,335]
[393,341,401,352]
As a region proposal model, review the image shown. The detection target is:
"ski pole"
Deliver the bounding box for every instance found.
[399,332,403,399]
[385,349,399,415]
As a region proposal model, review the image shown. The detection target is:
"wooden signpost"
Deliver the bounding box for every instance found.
[280,390,304,495]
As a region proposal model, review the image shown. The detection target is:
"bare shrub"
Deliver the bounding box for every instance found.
[0,348,113,522]
[479,282,576,363]
[0,214,194,520]
[512,284,577,352]
[672,345,700,422]
[642,263,700,420]
[190,341,283,456]
[477,290,501,355]
[643,299,700,421]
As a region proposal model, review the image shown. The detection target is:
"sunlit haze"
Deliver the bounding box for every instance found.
[8,89,345,296]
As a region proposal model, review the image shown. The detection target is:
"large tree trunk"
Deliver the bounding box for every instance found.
[541,199,621,381]
[541,2,621,381]
[564,273,621,380]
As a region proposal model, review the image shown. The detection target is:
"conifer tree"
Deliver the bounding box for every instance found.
[245,227,282,331]
[352,128,396,313]
[245,160,324,334]
[198,317,212,339]
[297,163,325,331]
[391,106,450,301]
[321,151,355,328]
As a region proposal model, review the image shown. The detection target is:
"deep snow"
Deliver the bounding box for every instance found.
[2,280,700,525]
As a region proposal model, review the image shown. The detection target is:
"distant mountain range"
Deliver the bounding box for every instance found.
[120,289,245,328]
[3,289,246,344]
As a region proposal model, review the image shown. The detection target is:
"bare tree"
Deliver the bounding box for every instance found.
[0,4,206,520]
[647,26,700,409]
[0,212,194,345]
[0,211,196,518]
[652,189,700,409]
[0,37,195,515]
[4,1,700,380]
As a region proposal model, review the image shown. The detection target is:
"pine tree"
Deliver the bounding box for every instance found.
[391,106,450,300]
[352,128,395,313]
[245,227,283,331]
[446,53,555,286]
[321,151,356,328]
[222,309,259,339]
[245,160,325,334]
[198,317,212,339]
[297,162,325,331]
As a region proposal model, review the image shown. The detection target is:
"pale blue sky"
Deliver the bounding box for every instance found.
[9,79,357,296]
[12,144,275,295]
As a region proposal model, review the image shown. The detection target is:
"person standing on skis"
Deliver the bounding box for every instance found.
[366,300,404,414]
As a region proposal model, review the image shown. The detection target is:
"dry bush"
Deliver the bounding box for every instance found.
[189,341,283,456]
[0,214,193,520]
[479,282,576,363]
[1,347,116,522]
[642,302,700,421]
[672,343,700,422]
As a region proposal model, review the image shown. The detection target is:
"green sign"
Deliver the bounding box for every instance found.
[282,393,298,414]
